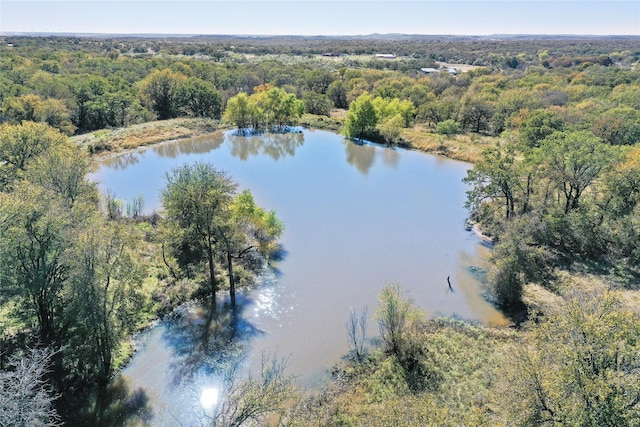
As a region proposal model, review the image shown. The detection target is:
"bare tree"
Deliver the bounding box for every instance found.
[0,347,60,427]
[346,306,368,362]
[208,352,295,427]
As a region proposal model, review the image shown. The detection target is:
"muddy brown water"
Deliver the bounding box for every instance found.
[90,129,507,425]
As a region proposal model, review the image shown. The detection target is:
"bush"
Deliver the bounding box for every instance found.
[435,119,461,136]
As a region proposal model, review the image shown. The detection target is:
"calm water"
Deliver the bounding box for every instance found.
[91,129,506,425]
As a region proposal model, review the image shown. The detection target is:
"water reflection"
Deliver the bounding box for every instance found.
[227,131,304,161]
[102,152,142,171]
[155,132,226,158]
[162,299,263,389]
[381,145,400,168]
[345,140,376,174]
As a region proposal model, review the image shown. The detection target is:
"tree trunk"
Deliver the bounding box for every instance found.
[206,233,217,309]
[227,248,236,308]
[221,230,236,309]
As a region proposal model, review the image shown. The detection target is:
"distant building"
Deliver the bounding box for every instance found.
[375,54,396,59]
[446,67,458,75]
[420,67,440,74]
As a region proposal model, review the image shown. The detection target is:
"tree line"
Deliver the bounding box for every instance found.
[2,35,639,148]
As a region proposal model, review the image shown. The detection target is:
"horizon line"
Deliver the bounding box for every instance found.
[2,32,639,38]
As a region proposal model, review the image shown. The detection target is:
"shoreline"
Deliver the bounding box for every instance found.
[74,116,492,164]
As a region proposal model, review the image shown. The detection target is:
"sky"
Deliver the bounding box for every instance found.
[1,0,639,36]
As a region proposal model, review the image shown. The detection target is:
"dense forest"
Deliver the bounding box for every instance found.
[1,34,640,426]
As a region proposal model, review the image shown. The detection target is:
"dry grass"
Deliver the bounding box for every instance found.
[523,270,640,316]
[400,127,499,163]
[71,118,225,156]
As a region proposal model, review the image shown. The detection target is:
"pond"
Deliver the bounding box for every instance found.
[90,129,506,425]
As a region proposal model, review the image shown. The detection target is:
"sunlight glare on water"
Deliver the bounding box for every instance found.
[200,387,219,410]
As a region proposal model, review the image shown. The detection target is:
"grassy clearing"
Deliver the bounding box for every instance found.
[71,118,226,156]
[401,126,500,163]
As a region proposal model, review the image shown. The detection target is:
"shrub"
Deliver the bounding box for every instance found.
[435,119,461,136]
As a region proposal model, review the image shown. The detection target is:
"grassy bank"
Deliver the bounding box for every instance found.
[71,117,227,156]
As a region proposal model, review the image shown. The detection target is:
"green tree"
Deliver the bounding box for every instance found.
[0,182,72,347]
[176,77,223,118]
[377,114,404,143]
[460,95,494,134]
[64,218,143,411]
[224,93,261,132]
[488,217,551,309]
[302,91,333,116]
[255,87,304,130]
[1,94,75,135]
[499,289,640,426]
[539,131,615,213]
[219,190,284,307]
[24,143,96,210]
[327,80,349,109]
[161,163,237,306]
[373,97,414,128]
[464,146,521,222]
[304,69,335,94]
[138,68,187,120]
[0,122,67,190]
[519,109,564,148]
[592,107,640,146]
[343,92,378,141]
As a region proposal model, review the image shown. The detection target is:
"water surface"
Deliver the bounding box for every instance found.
[91,129,506,425]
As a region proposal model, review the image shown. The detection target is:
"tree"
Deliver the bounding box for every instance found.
[373,97,414,128]
[1,94,75,135]
[24,143,96,208]
[221,190,284,307]
[498,289,640,426]
[343,92,378,141]
[346,306,368,362]
[176,77,223,118]
[161,163,237,306]
[64,218,143,412]
[138,69,187,120]
[376,284,410,357]
[539,131,615,213]
[592,107,640,146]
[0,182,72,347]
[487,216,551,309]
[464,146,521,222]
[302,91,333,116]
[377,114,404,143]
[208,353,295,427]
[327,80,348,109]
[0,347,60,427]
[519,109,564,148]
[224,93,261,132]
[255,87,304,130]
[0,122,67,189]
[460,95,494,133]
[304,69,335,94]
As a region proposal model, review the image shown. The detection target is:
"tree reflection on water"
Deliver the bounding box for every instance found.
[227,130,304,161]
